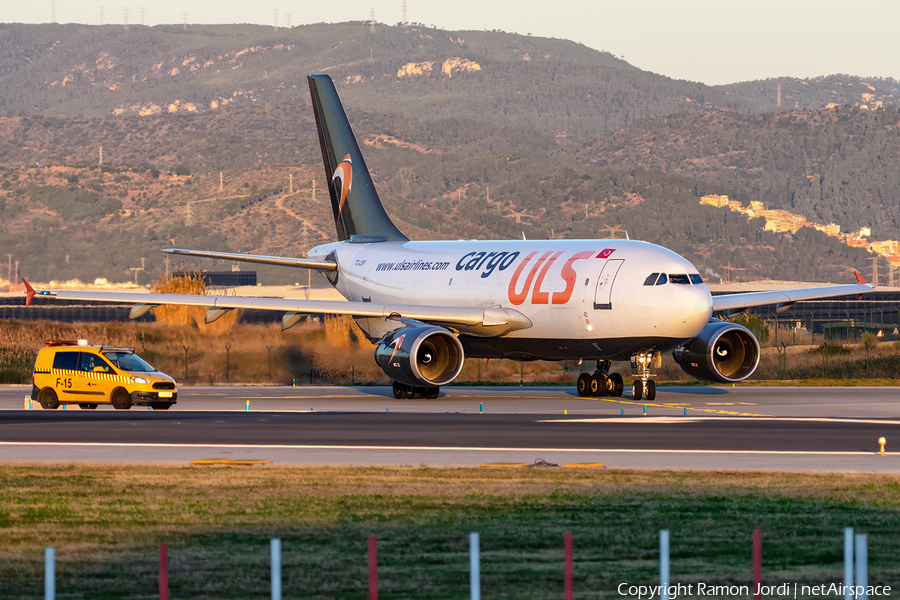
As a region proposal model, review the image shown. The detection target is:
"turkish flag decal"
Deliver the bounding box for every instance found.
[597,249,616,259]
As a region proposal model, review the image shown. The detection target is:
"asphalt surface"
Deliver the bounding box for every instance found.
[1,385,899,471]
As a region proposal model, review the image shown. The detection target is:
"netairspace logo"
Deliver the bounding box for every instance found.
[617,582,891,599]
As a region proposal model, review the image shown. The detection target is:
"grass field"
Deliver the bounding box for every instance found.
[1,466,899,599]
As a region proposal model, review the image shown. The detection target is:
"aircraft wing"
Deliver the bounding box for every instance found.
[161,248,337,271]
[22,280,532,335]
[712,282,876,313]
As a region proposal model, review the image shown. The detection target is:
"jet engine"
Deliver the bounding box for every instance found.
[673,321,760,383]
[374,325,465,387]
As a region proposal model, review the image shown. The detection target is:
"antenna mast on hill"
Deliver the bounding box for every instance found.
[51,0,56,23]
[99,6,104,25]
[182,11,188,30]
[140,7,145,25]
[273,9,278,31]
[371,9,375,34]
[402,0,407,26]
[123,7,129,31]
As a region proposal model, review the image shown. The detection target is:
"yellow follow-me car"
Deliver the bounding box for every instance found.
[31,340,177,410]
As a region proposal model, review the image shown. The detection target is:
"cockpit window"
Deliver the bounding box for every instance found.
[669,274,691,285]
[655,273,668,285]
[689,274,704,285]
[643,273,660,286]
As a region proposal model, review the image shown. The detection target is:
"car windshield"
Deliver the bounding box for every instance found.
[103,352,155,372]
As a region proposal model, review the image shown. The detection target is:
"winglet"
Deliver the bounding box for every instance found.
[22,278,35,307]
[854,270,867,284]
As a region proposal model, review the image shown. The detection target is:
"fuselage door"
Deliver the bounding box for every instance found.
[593,259,624,310]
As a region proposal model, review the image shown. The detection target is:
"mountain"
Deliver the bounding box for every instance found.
[0,22,895,288]
[0,22,751,139]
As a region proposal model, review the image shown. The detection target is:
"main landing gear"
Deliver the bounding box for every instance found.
[576,360,624,398]
[392,380,440,400]
[630,351,658,401]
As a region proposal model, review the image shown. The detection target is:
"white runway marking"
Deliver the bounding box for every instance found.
[0,441,889,456]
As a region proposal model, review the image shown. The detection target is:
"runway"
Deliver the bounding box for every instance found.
[1,385,899,471]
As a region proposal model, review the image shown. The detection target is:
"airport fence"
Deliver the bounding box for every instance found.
[37,528,876,600]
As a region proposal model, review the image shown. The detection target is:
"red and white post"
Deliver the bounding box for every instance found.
[753,530,762,600]
[159,543,168,600]
[368,536,378,600]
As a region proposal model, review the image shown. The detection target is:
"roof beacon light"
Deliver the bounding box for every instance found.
[77,339,89,346]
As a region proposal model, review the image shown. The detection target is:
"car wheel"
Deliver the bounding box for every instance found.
[39,388,60,410]
[111,389,132,410]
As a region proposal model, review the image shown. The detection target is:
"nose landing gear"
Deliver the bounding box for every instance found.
[630,351,659,401]
[576,360,624,398]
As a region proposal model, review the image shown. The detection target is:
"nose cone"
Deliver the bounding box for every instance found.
[675,286,713,338]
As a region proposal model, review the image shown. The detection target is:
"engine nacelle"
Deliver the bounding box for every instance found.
[374,325,465,387]
[673,321,760,383]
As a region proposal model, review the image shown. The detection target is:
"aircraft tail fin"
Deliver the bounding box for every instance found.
[307,74,408,243]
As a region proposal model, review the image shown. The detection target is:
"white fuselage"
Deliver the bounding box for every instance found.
[309,239,714,360]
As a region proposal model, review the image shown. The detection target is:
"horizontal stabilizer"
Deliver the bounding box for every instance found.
[161,248,337,271]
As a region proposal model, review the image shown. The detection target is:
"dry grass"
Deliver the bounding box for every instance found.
[1,466,900,598]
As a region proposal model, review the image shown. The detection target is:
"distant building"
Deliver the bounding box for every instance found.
[700,194,730,208]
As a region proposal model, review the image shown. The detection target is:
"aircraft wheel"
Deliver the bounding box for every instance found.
[408,387,424,400]
[604,374,617,396]
[392,381,408,400]
[590,373,607,397]
[646,380,657,401]
[38,388,60,410]
[424,387,440,400]
[610,373,624,397]
[576,373,591,397]
[111,388,132,410]
[632,380,643,401]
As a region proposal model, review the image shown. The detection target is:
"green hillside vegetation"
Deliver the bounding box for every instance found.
[575,105,900,239]
[719,75,898,111]
[0,141,877,285]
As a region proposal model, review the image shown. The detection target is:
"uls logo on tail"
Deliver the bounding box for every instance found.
[332,154,353,217]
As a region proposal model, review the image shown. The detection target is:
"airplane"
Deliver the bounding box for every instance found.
[23,74,877,401]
